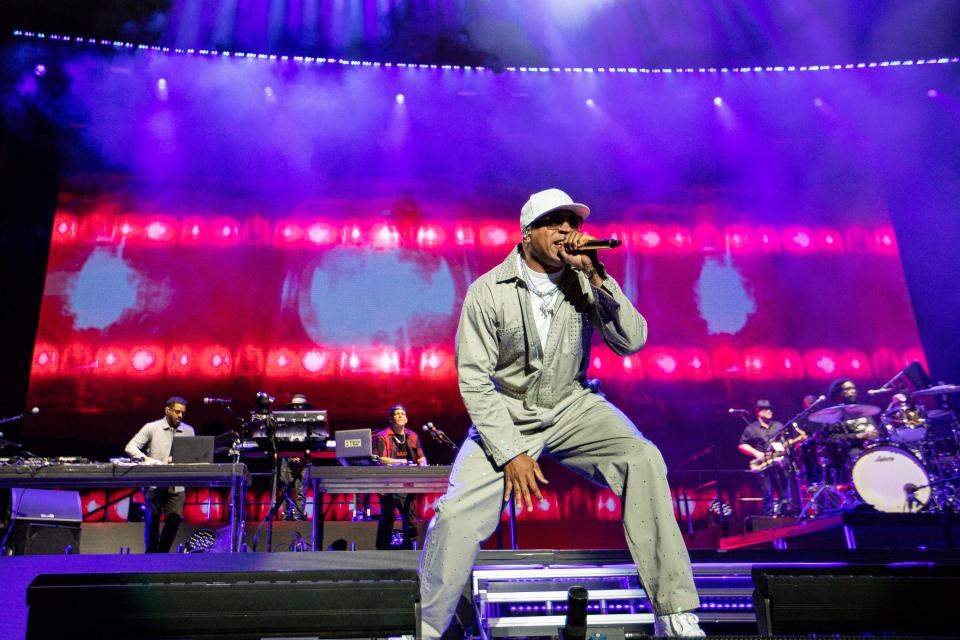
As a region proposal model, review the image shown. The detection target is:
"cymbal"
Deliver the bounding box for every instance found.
[808,403,881,424]
[912,384,960,397]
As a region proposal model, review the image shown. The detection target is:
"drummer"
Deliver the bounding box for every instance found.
[825,378,882,442]
[738,399,804,516]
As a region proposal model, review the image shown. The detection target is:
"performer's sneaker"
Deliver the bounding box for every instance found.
[653,611,706,637]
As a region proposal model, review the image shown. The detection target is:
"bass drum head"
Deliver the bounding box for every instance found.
[851,444,930,513]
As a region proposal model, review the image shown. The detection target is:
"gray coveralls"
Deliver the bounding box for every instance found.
[419,247,700,639]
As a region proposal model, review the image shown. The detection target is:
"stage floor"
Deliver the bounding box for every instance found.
[4,548,960,639]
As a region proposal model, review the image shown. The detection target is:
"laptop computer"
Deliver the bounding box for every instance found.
[335,428,373,464]
[170,436,215,464]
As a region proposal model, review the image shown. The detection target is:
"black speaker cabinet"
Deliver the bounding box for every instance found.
[5,488,81,555]
[753,564,960,635]
[27,569,421,639]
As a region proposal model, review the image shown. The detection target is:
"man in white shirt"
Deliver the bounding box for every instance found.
[125,396,195,552]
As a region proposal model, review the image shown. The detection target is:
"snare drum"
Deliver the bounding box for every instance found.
[851,443,930,513]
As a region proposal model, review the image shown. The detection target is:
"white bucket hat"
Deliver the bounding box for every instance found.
[520,188,591,230]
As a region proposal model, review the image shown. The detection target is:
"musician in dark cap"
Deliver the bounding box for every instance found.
[373,404,427,549]
[738,399,803,516]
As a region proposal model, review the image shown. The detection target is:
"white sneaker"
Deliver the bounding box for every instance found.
[653,611,706,637]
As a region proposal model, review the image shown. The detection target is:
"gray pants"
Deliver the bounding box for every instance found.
[418,395,699,640]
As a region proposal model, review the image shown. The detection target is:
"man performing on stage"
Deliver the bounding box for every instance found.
[419,188,703,638]
[279,393,312,520]
[373,404,428,549]
[738,399,803,516]
[125,396,194,553]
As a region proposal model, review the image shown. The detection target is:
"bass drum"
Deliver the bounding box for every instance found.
[851,444,930,513]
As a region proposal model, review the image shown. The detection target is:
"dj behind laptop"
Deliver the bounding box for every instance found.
[334,429,378,466]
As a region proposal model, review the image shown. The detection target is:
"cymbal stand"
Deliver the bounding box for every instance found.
[796,468,847,520]
[796,436,857,520]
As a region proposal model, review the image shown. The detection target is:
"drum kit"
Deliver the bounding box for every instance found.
[795,384,960,516]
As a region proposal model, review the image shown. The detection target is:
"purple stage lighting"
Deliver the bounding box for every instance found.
[34,64,46,76]
[713,96,723,106]
[395,93,405,104]
[927,89,939,98]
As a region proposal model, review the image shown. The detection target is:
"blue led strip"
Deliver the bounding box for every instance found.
[12,30,960,74]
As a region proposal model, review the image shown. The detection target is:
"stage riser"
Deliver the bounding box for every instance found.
[754,566,960,634]
[791,523,958,549]
[4,549,960,639]
[26,569,421,640]
[76,521,422,553]
[721,512,960,550]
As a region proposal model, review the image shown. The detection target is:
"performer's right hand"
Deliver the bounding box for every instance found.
[503,453,549,512]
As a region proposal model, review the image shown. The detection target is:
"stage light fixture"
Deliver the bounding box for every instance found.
[307,222,337,245]
[454,225,475,246]
[478,223,511,248]
[713,96,723,106]
[395,93,405,104]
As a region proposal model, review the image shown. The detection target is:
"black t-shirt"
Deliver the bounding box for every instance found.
[739,420,789,453]
[373,427,423,462]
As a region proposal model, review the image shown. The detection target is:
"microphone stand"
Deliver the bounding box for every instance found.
[0,413,29,451]
[873,369,907,394]
[250,412,284,552]
[424,426,458,451]
[221,404,247,464]
[435,430,458,451]
[0,413,27,426]
[904,473,960,512]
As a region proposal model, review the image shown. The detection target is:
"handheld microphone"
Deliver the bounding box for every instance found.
[203,397,233,405]
[578,238,622,250]
[561,586,589,640]
[867,387,892,395]
[728,408,749,414]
